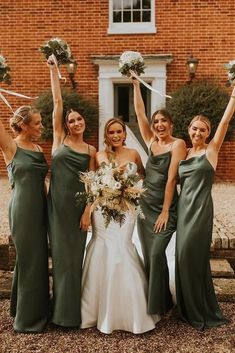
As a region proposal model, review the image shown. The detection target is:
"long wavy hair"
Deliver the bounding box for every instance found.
[103,118,127,155]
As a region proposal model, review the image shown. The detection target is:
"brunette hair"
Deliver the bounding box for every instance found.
[104,118,126,153]
[189,115,211,134]
[150,109,173,130]
[64,108,85,135]
[10,106,39,133]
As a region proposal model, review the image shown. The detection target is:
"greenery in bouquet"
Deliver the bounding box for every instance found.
[119,51,145,77]
[224,60,235,87]
[0,54,11,85]
[39,37,75,65]
[77,161,145,228]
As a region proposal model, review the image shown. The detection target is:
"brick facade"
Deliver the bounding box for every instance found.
[0,0,234,180]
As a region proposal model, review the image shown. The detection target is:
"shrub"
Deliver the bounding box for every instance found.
[166,81,235,141]
[33,88,98,140]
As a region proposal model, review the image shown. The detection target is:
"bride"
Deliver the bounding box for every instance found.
[80,118,160,334]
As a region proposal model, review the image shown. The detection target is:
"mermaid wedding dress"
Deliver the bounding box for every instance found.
[81,208,159,334]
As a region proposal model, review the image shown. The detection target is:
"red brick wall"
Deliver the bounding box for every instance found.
[0,0,234,180]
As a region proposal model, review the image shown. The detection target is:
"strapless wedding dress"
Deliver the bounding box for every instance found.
[81,209,159,334]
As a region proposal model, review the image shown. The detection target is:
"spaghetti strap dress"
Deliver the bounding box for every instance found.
[175,154,227,330]
[137,149,178,315]
[47,143,90,327]
[8,146,49,333]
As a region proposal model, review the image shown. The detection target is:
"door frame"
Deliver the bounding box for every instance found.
[92,54,173,150]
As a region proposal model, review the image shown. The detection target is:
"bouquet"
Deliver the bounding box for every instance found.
[224,60,235,86]
[39,37,75,65]
[119,51,145,77]
[77,161,145,228]
[0,54,11,85]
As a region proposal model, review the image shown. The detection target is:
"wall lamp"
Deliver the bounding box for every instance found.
[66,61,78,89]
[186,55,199,84]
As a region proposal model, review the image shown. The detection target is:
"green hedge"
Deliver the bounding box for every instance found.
[33,88,98,140]
[166,81,235,140]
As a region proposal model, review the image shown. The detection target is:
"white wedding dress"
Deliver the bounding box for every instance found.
[81,209,160,334]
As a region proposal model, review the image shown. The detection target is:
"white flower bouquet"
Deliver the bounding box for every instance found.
[77,161,145,227]
[39,37,75,65]
[0,54,11,85]
[224,59,235,86]
[119,51,146,77]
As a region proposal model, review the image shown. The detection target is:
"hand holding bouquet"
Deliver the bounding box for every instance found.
[119,51,145,77]
[40,37,75,66]
[224,60,235,86]
[77,161,145,228]
[0,54,11,85]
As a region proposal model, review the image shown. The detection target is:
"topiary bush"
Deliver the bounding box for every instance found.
[166,81,235,141]
[33,88,98,140]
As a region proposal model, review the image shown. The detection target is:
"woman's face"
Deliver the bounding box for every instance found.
[152,113,172,139]
[106,122,126,148]
[66,111,85,135]
[188,120,210,146]
[22,112,43,139]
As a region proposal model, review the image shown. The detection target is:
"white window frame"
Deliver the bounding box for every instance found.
[108,0,156,34]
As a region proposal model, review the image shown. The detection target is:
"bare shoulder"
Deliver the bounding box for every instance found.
[95,150,108,164]
[88,144,97,157]
[173,138,186,148]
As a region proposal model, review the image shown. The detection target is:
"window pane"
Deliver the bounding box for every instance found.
[133,0,141,9]
[113,11,122,22]
[123,11,132,22]
[142,0,151,9]
[123,0,132,10]
[142,10,151,22]
[118,87,129,122]
[133,11,141,22]
[113,0,122,10]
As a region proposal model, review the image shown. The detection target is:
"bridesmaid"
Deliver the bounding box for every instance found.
[47,56,96,327]
[175,85,235,330]
[132,76,186,315]
[0,106,49,333]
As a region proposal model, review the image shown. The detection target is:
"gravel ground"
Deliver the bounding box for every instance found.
[0,300,234,353]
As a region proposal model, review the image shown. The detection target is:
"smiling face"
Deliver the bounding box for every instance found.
[22,112,43,139]
[188,120,210,146]
[106,122,126,149]
[66,111,85,135]
[151,112,173,139]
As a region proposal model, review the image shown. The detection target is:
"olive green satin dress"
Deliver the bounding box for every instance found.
[176,154,227,330]
[137,151,178,315]
[48,144,90,327]
[8,147,49,333]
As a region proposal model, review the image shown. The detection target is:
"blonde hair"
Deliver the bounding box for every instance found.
[104,118,126,153]
[189,115,211,134]
[10,106,39,133]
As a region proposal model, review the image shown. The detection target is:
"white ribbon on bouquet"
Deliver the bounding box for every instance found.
[51,54,66,82]
[0,87,36,115]
[130,70,172,99]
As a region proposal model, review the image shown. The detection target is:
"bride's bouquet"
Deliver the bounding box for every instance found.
[119,51,145,77]
[0,54,11,85]
[77,161,145,227]
[224,59,235,86]
[39,37,75,65]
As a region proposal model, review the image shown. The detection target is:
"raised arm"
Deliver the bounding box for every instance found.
[212,85,235,150]
[207,85,235,169]
[47,55,64,153]
[154,139,187,233]
[0,119,16,165]
[131,75,153,147]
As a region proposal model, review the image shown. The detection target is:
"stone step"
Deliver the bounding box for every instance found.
[1,270,235,302]
[213,278,235,303]
[210,259,235,278]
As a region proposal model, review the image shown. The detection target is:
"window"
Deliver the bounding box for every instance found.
[108,0,156,34]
